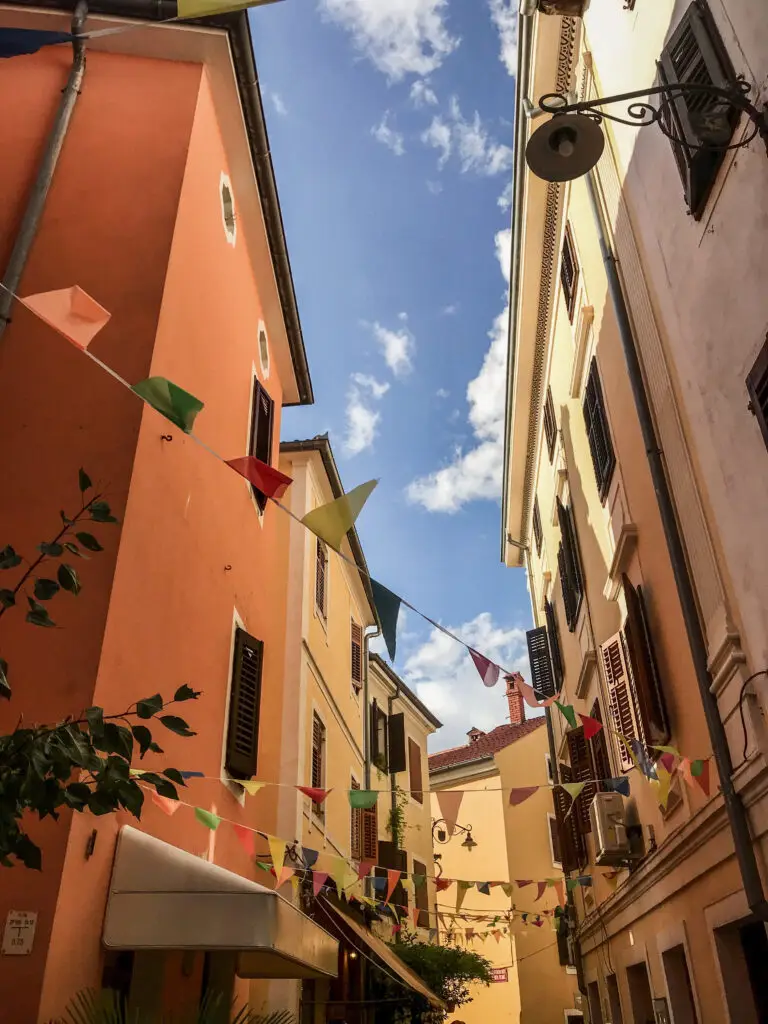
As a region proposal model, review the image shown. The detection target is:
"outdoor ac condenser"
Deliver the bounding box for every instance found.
[590,791,630,866]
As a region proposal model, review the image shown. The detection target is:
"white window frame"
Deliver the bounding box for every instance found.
[310,708,327,825]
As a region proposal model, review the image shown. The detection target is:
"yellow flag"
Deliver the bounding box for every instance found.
[301,479,378,552]
[177,0,255,19]
[241,780,266,797]
[649,765,672,810]
[269,837,286,881]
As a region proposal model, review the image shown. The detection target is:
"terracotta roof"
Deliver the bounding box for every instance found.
[428,717,546,772]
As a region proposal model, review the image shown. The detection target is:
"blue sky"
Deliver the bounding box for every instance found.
[250,0,535,750]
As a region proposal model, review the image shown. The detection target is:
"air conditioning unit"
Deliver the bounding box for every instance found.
[590,792,630,866]
[537,0,591,17]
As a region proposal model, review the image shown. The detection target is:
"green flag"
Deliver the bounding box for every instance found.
[301,479,377,552]
[132,377,204,433]
[348,789,378,809]
[371,578,401,661]
[194,807,220,830]
[555,701,577,729]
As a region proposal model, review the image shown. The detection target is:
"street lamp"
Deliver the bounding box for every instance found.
[525,78,768,182]
[432,818,478,852]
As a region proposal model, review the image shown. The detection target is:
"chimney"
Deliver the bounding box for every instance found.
[505,674,525,726]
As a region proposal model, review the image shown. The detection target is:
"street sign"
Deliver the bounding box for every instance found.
[490,968,508,983]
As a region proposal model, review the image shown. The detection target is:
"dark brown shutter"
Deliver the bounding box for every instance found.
[600,630,644,772]
[553,764,586,874]
[583,358,616,500]
[548,815,562,866]
[544,600,564,687]
[225,628,263,779]
[315,540,327,616]
[408,737,423,803]
[532,498,543,556]
[566,727,595,834]
[311,713,326,819]
[370,700,388,772]
[351,621,363,687]
[622,575,670,745]
[362,799,378,861]
[747,335,768,451]
[248,380,274,512]
[526,626,557,700]
[388,713,407,774]
[658,0,738,219]
[413,858,429,928]
[589,700,612,789]
[560,223,579,322]
[543,387,558,461]
[557,500,583,630]
[350,778,362,860]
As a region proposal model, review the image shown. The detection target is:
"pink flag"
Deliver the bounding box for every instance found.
[469,649,500,688]
[509,787,538,806]
[21,285,111,350]
[297,786,332,804]
[491,930,502,943]
[312,871,329,896]
[436,790,464,838]
[515,879,533,888]
[386,869,401,904]
[232,823,255,857]
[435,877,453,892]
[533,917,544,928]
[579,714,603,740]
[515,676,560,708]
[151,792,179,816]
[659,752,676,774]
[357,860,374,881]
[226,456,293,499]
[535,882,547,902]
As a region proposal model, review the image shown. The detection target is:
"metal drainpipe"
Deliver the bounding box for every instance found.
[0,2,88,338]
[585,171,768,921]
[362,627,379,791]
[388,684,400,832]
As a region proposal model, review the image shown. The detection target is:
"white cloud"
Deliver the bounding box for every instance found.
[404,612,532,750]
[421,116,452,168]
[488,0,518,76]
[436,387,449,398]
[406,229,511,512]
[497,179,513,210]
[369,318,415,377]
[342,373,390,456]
[441,303,458,316]
[426,179,443,195]
[410,78,438,107]
[371,111,405,156]
[319,0,459,82]
[422,99,512,177]
[270,92,288,116]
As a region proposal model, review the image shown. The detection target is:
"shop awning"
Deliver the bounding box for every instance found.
[322,900,446,1010]
[103,826,338,979]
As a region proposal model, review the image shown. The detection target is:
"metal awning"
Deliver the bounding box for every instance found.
[322,900,446,1010]
[103,826,338,979]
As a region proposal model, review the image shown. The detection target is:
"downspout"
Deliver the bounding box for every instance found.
[585,171,768,921]
[362,627,379,791]
[0,2,88,338]
[388,684,400,834]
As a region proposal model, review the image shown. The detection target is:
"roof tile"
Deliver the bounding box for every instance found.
[428,718,546,772]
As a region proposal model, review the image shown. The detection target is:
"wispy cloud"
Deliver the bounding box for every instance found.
[422,98,512,177]
[497,179,513,211]
[422,116,452,168]
[488,0,518,76]
[319,0,459,81]
[410,78,438,107]
[352,372,391,399]
[368,317,415,377]
[270,92,288,116]
[441,303,458,316]
[371,111,405,156]
[342,373,390,456]
[426,179,444,195]
[436,387,450,398]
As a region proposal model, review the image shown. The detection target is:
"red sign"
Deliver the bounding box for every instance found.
[490,968,508,984]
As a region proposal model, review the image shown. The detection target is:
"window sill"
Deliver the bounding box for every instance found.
[603,523,638,602]
[575,648,597,700]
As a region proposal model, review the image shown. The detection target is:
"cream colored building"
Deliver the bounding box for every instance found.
[502,2,768,1021]
[429,679,581,1024]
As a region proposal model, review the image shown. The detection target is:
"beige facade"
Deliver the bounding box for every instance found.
[502,2,768,1022]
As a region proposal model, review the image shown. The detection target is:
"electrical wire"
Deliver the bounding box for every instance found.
[733,669,768,769]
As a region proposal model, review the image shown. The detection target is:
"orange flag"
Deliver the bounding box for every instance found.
[233,823,255,857]
[386,869,401,904]
[151,792,179,816]
[21,285,111,349]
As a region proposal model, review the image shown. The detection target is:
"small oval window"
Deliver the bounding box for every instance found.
[258,326,270,378]
[220,173,236,246]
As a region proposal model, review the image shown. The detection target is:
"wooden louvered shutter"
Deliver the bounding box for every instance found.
[532,498,543,555]
[315,540,327,616]
[351,621,363,688]
[225,628,263,779]
[553,764,586,874]
[544,600,564,687]
[377,841,407,910]
[362,798,378,861]
[583,358,616,500]
[590,701,612,789]
[747,337,768,451]
[560,223,579,322]
[622,575,670,745]
[350,778,362,860]
[566,727,595,834]
[557,500,583,630]
[543,387,558,461]
[408,738,423,803]
[249,380,274,512]
[413,858,429,928]
[600,630,644,772]
[311,713,326,818]
[526,626,557,700]
[388,713,407,774]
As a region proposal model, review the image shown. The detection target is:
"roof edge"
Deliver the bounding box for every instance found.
[368,653,442,730]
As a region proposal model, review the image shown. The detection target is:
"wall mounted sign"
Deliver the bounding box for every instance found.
[490,968,508,983]
[2,911,37,955]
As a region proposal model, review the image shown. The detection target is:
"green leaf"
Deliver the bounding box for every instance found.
[25,597,55,628]
[0,545,22,570]
[89,501,118,524]
[174,683,201,702]
[63,783,92,809]
[64,541,86,559]
[37,542,63,557]
[117,781,145,819]
[79,468,92,493]
[33,578,60,601]
[14,835,42,871]
[88,790,117,816]
[137,772,178,800]
[85,706,104,736]
[59,510,72,526]
[159,715,196,738]
[0,589,15,608]
[101,723,133,760]
[162,768,186,787]
[131,724,153,757]
[136,694,164,719]
[148,741,164,755]
[75,532,103,552]
[0,658,9,700]
[57,564,81,595]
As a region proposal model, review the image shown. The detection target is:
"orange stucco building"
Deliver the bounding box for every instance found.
[0,3,338,1021]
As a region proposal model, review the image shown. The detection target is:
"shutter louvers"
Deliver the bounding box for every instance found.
[583,358,616,500]
[388,713,407,774]
[553,764,586,874]
[566,727,595,834]
[590,701,612,789]
[543,388,558,461]
[351,621,363,688]
[544,600,564,687]
[622,575,670,745]
[557,500,583,630]
[225,628,263,779]
[249,381,275,512]
[408,737,424,804]
[315,540,327,616]
[600,630,644,772]
[532,498,543,556]
[362,799,378,861]
[413,858,429,928]
[560,224,579,322]
[351,778,362,860]
[311,713,326,819]
[526,626,557,700]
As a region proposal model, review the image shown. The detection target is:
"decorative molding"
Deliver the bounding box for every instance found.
[569,304,594,398]
[576,648,597,700]
[603,523,638,601]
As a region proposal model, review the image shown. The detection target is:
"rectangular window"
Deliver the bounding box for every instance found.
[600,630,645,772]
[311,713,326,820]
[532,498,543,556]
[747,335,768,451]
[376,841,407,910]
[526,626,557,700]
[543,387,558,461]
[362,798,378,861]
[413,858,429,928]
[370,700,388,772]
[606,974,624,1024]
[658,0,739,220]
[225,627,263,779]
[544,599,564,687]
[350,777,362,860]
[388,713,407,774]
[552,763,587,873]
[587,981,604,1024]
[560,223,579,322]
[548,813,562,867]
[249,380,275,512]
[622,574,670,745]
[351,620,363,691]
[583,357,616,501]
[627,962,654,1024]
[590,700,613,788]
[557,499,584,631]
[315,540,328,619]
[408,737,424,803]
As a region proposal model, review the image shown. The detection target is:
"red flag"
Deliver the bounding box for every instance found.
[694,759,711,796]
[226,456,293,499]
[469,649,500,688]
[297,785,332,804]
[357,860,374,880]
[579,714,603,740]
[509,787,538,806]
[233,823,255,857]
[553,880,565,907]
[435,877,453,892]
[533,917,544,928]
[515,879,533,888]
[312,871,329,896]
[659,752,676,774]
[411,906,420,929]
[386,869,401,903]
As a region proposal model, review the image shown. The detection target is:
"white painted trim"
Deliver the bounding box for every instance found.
[257,319,270,380]
[220,171,237,247]
[220,609,247,805]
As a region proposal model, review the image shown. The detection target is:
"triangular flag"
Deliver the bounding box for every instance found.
[256,861,272,873]
[691,759,710,796]
[533,917,544,928]
[561,782,587,807]
[370,579,401,662]
[516,676,560,708]
[435,877,453,892]
[386,869,401,904]
[456,881,472,912]
[291,875,301,899]
[629,738,658,779]
[400,878,413,894]
[465,928,474,940]
[553,880,565,906]
[225,457,293,499]
[0,27,73,58]
[151,792,179,816]
[194,807,220,830]
[566,878,579,893]
[579,714,603,740]
[268,837,287,881]
[476,882,490,895]
[411,906,421,929]
[492,929,502,943]
[604,777,630,798]
[349,789,378,809]
[578,875,592,887]
[535,882,547,901]
[312,871,329,897]
[132,377,204,433]
[501,883,514,899]
[521,913,528,924]
[233,823,255,857]
[302,847,320,871]
[240,780,266,797]
[300,479,378,552]
[177,0,259,17]
[509,787,538,806]
[650,765,672,810]
[297,785,332,804]
[515,879,533,889]
[357,860,374,880]
[555,701,578,729]
[658,752,676,774]
[413,873,426,889]
[652,745,681,756]
[276,865,295,889]
[21,285,111,349]
[436,790,464,838]
[469,649,500,688]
